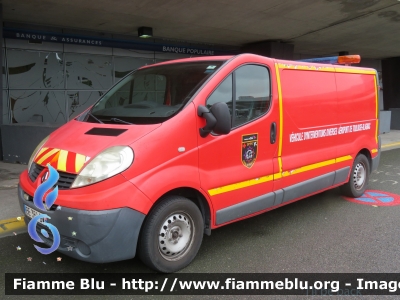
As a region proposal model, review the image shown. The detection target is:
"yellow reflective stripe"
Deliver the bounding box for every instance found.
[374,75,379,144]
[36,147,48,158]
[208,175,274,196]
[275,63,283,160]
[50,152,60,164]
[334,68,376,75]
[75,153,86,173]
[282,159,336,177]
[371,149,378,154]
[278,63,335,72]
[278,157,282,174]
[208,155,353,196]
[336,155,353,163]
[57,150,69,172]
[277,63,375,75]
[37,148,59,165]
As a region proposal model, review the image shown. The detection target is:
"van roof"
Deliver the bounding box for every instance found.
[139,55,233,69]
[140,53,376,73]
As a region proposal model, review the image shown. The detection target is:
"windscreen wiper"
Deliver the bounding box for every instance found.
[87,112,104,124]
[110,118,134,125]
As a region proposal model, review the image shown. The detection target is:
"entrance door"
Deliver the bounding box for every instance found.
[197,64,279,226]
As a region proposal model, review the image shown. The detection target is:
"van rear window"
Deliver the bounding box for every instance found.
[88,61,226,124]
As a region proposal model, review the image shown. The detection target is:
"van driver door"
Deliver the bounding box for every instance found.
[197,64,279,226]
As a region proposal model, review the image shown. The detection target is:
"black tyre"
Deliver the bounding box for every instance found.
[340,154,370,198]
[138,195,204,273]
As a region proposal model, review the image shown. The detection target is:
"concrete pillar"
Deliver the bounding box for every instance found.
[241,41,294,60]
[382,57,400,129]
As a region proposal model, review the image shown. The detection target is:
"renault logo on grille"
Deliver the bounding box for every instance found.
[41,171,49,183]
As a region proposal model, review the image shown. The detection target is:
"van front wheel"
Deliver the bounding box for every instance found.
[138,196,204,273]
[340,154,370,198]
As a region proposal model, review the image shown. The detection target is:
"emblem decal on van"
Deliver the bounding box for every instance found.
[27,164,61,255]
[242,134,258,168]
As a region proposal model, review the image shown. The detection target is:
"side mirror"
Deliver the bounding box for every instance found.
[210,102,231,135]
[197,105,217,137]
[197,102,231,138]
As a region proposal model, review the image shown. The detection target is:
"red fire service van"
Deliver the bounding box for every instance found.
[18,53,380,273]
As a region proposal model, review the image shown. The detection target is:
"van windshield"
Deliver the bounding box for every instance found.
[89,60,226,124]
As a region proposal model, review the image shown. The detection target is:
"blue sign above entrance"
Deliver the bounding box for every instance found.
[3,28,237,56]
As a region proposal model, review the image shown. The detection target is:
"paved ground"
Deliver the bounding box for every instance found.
[0,162,26,221]
[380,130,400,151]
[1,131,400,299]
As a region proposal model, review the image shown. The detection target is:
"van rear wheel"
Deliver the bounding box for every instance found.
[340,154,370,198]
[138,195,204,273]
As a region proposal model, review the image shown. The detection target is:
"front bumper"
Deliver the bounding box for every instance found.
[18,185,145,263]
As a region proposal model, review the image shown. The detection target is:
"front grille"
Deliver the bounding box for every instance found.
[57,172,77,189]
[28,163,44,182]
[28,163,77,189]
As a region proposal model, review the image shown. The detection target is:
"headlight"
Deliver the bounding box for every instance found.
[28,136,49,171]
[71,146,134,188]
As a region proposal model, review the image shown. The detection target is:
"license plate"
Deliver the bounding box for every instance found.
[24,205,47,223]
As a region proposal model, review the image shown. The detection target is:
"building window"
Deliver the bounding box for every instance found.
[8,50,64,89]
[9,90,67,124]
[2,44,195,125]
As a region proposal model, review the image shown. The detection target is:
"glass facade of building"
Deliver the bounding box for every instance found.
[2,39,189,125]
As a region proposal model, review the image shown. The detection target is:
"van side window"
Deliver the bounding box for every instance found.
[206,65,271,130]
[206,74,233,109]
[234,65,271,127]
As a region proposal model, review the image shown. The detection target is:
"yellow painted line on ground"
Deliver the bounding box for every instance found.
[0,216,27,238]
[382,142,400,149]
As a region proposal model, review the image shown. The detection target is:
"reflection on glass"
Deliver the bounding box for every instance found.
[91,61,225,124]
[206,74,233,107]
[114,57,153,80]
[234,65,270,127]
[67,91,104,120]
[155,59,170,64]
[2,49,6,89]
[10,90,66,124]
[3,90,9,124]
[66,54,112,90]
[8,50,64,89]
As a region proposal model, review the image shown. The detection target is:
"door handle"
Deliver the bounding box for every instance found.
[270,122,276,144]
